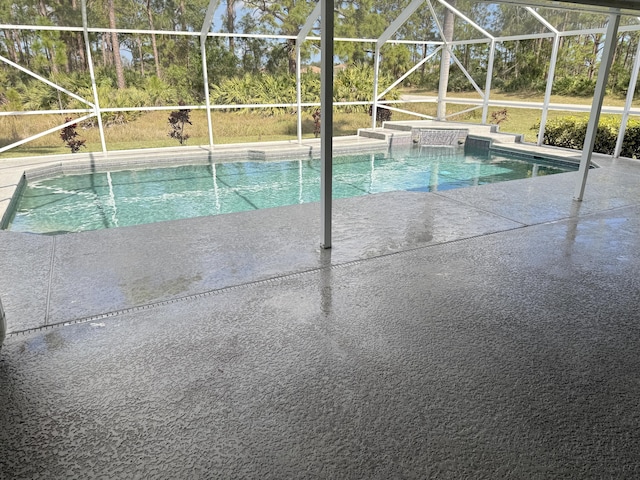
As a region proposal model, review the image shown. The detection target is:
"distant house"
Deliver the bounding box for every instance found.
[300,63,348,75]
[301,65,321,74]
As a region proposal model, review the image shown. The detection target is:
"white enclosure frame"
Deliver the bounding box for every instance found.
[2,0,640,156]
[1,0,640,246]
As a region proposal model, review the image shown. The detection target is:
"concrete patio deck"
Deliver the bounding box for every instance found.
[1,137,640,477]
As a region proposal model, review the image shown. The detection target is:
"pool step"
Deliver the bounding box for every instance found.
[357,128,413,147]
[389,120,524,144]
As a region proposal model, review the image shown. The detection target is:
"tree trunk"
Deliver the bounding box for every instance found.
[107,0,126,89]
[137,36,145,76]
[3,30,19,63]
[227,0,236,52]
[76,32,86,70]
[437,0,455,119]
[589,34,602,82]
[67,0,85,72]
[101,34,110,67]
[146,0,162,78]
[50,45,59,75]
[287,39,296,75]
[38,0,47,17]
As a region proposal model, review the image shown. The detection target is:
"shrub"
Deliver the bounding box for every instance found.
[490,108,508,125]
[537,116,640,159]
[168,109,192,145]
[368,105,392,126]
[60,117,86,153]
[312,109,321,138]
[552,77,598,96]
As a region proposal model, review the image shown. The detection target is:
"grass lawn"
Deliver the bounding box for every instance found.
[0,109,374,158]
[1,88,636,158]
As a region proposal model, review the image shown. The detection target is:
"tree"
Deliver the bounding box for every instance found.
[225,0,237,52]
[243,0,315,74]
[146,0,162,78]
[107,0,126,89]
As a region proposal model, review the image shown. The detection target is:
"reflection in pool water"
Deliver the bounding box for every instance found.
[5,146,575,234]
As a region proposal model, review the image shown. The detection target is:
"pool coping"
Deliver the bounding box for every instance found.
[0,120,599,227]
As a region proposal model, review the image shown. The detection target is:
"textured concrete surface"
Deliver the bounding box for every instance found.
[1,148,640,478]
[0,191,523,330]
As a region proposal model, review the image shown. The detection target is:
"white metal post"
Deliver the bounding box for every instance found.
[526,6,561,147]
[537,34,560,145]
[201,38,214,147]
[296,44,303,143]
[297,3,321,144]
[200,0,219,148]
[615,38,640,158]
[574,13,621,201]
[82,0,106,153]
[320,0,334,249]
[372,0,425,128]
[482,40,496,124]
[372,48,381,128]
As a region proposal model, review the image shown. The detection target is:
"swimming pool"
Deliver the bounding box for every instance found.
[4,146,575,234]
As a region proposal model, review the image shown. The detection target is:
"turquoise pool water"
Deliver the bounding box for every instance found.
[5,146,575,234]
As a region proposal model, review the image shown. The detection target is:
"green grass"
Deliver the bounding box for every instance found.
[401,87,640,108]
[0,109,374,158]
[1,88,635,158]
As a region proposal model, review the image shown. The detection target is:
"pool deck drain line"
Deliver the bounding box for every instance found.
[9,198,640,338]
[43,235,57,326]
[7,224,535,338]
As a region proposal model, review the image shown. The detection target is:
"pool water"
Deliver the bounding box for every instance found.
[5,146,574,234]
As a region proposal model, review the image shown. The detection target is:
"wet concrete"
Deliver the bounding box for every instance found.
[0,191,524,330]
[1,151,640,478]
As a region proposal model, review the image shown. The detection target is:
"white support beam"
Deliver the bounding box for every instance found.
[494,32,555,43]
[201,38,214,148]
[427,0,448,118]
[0,114,94,154]
[437,0,494,41]
[296,44,304,143]
[435,0,495,119]
[372,0,424,128]
[377,0,425,49]
[615,38,640,157]
[0,109,93,116]
[371,0,424,128]
[382,104,435,120]
[574,13,621,201]
[537,34,561,146]
[450,51,485,98]
[320,0,334,249]
[201,0,220,41]
[526,6,561,144]
[0,55,93,108]
[297,2,322,144]
[372,48,381,127]
[82,0,106,153]
[482,40,496,123]
[445,104,481,119]
[298,2,322,43]
[377,47,442,100]
[200,0,220,147]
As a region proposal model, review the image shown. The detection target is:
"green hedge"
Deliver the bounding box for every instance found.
[538,116,640,159]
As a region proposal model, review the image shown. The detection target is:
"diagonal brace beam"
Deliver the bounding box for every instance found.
[377,0,425,49]
[0,55,93,108]
[201,0,221,41]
